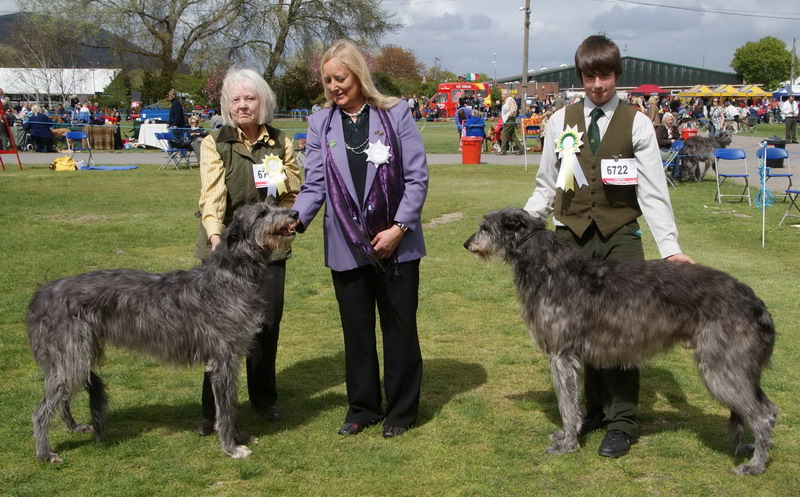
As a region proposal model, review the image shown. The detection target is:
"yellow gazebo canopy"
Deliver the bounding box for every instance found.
[739,85,770,98]
[710,84,744,97]
[677,85,714,97]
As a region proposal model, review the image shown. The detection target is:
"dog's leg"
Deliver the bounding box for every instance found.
[699,359,775,475]
[546,353,582,455]
[33,376,69,464]
[209,356,254,459]
[87,371,108,437]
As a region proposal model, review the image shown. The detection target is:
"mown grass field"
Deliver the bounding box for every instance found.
[1,159,798,496]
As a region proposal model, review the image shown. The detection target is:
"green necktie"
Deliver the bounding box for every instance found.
[588,107,604,155]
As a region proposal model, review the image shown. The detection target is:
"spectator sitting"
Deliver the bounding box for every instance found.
[655,112,681,179]
[77,103,91,123]
[209,108,224,129]
[187,114,209,160]
[464,108,485,139]
[22,104,55,152]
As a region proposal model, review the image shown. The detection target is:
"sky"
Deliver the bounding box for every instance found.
[1,0,798,84]
[381,0,800,82]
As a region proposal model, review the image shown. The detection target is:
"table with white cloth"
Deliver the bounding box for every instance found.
[138,123,168,148]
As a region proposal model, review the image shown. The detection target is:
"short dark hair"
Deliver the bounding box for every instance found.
[575,35,622,80]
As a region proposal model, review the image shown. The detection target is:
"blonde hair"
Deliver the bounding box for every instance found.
[167,88,177,100]
[320,40,400,110]
[219,67,277,127]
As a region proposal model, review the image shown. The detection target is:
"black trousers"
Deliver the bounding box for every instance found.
[331,260,422,428]
[201,260,285,420]
[555,222,643,436]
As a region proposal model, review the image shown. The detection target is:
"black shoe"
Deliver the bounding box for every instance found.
[254,405,280,422]
[337,422,364,436]
[197,418,215,436]
[792,140,799,144]
[598,429,631,458]
[578,414,605,436]
[382,425,410,439]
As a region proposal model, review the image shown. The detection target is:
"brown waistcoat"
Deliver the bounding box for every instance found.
[554,100,641,237]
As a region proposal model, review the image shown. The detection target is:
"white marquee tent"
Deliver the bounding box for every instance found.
[0,67,120,100]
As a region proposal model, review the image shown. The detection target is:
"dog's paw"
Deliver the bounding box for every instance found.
[68,424,94,433]
[38,452,63,464]
[227,445,252,459]
[546,439,579,455]
[732,462,764,476]
[236,433,259,445]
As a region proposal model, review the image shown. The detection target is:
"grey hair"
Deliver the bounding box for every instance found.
[220,67,277,127]
[472,109,481,117]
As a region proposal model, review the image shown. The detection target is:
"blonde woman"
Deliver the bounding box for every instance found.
[292,40,429,438]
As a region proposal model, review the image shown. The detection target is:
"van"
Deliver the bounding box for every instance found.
[429,82,491,119]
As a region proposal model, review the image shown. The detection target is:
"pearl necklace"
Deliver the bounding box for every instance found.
[341,102,368,118]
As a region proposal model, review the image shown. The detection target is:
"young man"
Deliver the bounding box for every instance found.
[524,34,694,458]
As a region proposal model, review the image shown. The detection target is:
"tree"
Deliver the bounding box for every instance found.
[374,45,425,83]
[731,37,798,90]
[27,0,396,93]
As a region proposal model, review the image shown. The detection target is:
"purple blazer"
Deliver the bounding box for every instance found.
[293,102,429,272]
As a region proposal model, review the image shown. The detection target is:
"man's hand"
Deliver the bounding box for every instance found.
[666,253,695,264]
[370,225,405,259]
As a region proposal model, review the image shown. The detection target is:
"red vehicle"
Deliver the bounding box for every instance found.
[429,82,491,119]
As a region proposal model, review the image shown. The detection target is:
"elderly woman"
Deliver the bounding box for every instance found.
[22,104,54,152]
[292,39,428,438]
[656,112,682,179]
[194,67,302,436]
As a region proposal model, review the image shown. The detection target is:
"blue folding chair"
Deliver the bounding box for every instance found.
[756,147,793,201]
[155,132,193,170]
[64,131,94,167]
[714,148,750,204]
[779,189,800,225]
[662,140,684,188]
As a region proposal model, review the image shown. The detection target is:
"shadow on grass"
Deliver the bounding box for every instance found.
[507,366,731,454]
[417,358,488,427]
[53,354,487,452]
[53,353,349,454]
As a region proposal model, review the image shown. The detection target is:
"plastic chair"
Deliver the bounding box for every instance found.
[64,131,94,167]
[714,148,750,205]
[779,189,800,225]
[155,132,193,170]
[756,147,793,201]
[662,140,684,188]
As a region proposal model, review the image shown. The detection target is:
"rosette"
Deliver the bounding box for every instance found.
[365,140,392,168]
[262,154,287,195]
[555,125,588,192]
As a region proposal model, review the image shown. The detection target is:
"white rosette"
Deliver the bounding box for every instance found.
[555,125,588,193]
[262,154,287,196]
[365,140,392,168]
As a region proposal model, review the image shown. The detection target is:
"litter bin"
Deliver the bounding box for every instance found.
[680,128,698,140]
[765,136,786,168]
[461,136,482,164]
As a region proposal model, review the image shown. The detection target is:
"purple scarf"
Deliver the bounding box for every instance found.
[323,105,404,266]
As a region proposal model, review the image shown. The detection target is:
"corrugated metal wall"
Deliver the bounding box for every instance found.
[499,56,742,90]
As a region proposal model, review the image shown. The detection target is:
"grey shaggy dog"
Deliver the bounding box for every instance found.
[27,202,298,463]
[464,208,778,475]
[680,131,733,182]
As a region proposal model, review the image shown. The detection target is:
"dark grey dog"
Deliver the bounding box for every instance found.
[680,131,733,182]
[27,202,298,463]
[464,208,777,475]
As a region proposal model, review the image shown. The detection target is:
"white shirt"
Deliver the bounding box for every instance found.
[501,96,517,122]
[524,94,682,259]
[781,99,798,118]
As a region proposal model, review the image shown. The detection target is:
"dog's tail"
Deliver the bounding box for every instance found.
[87,371,108,437]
